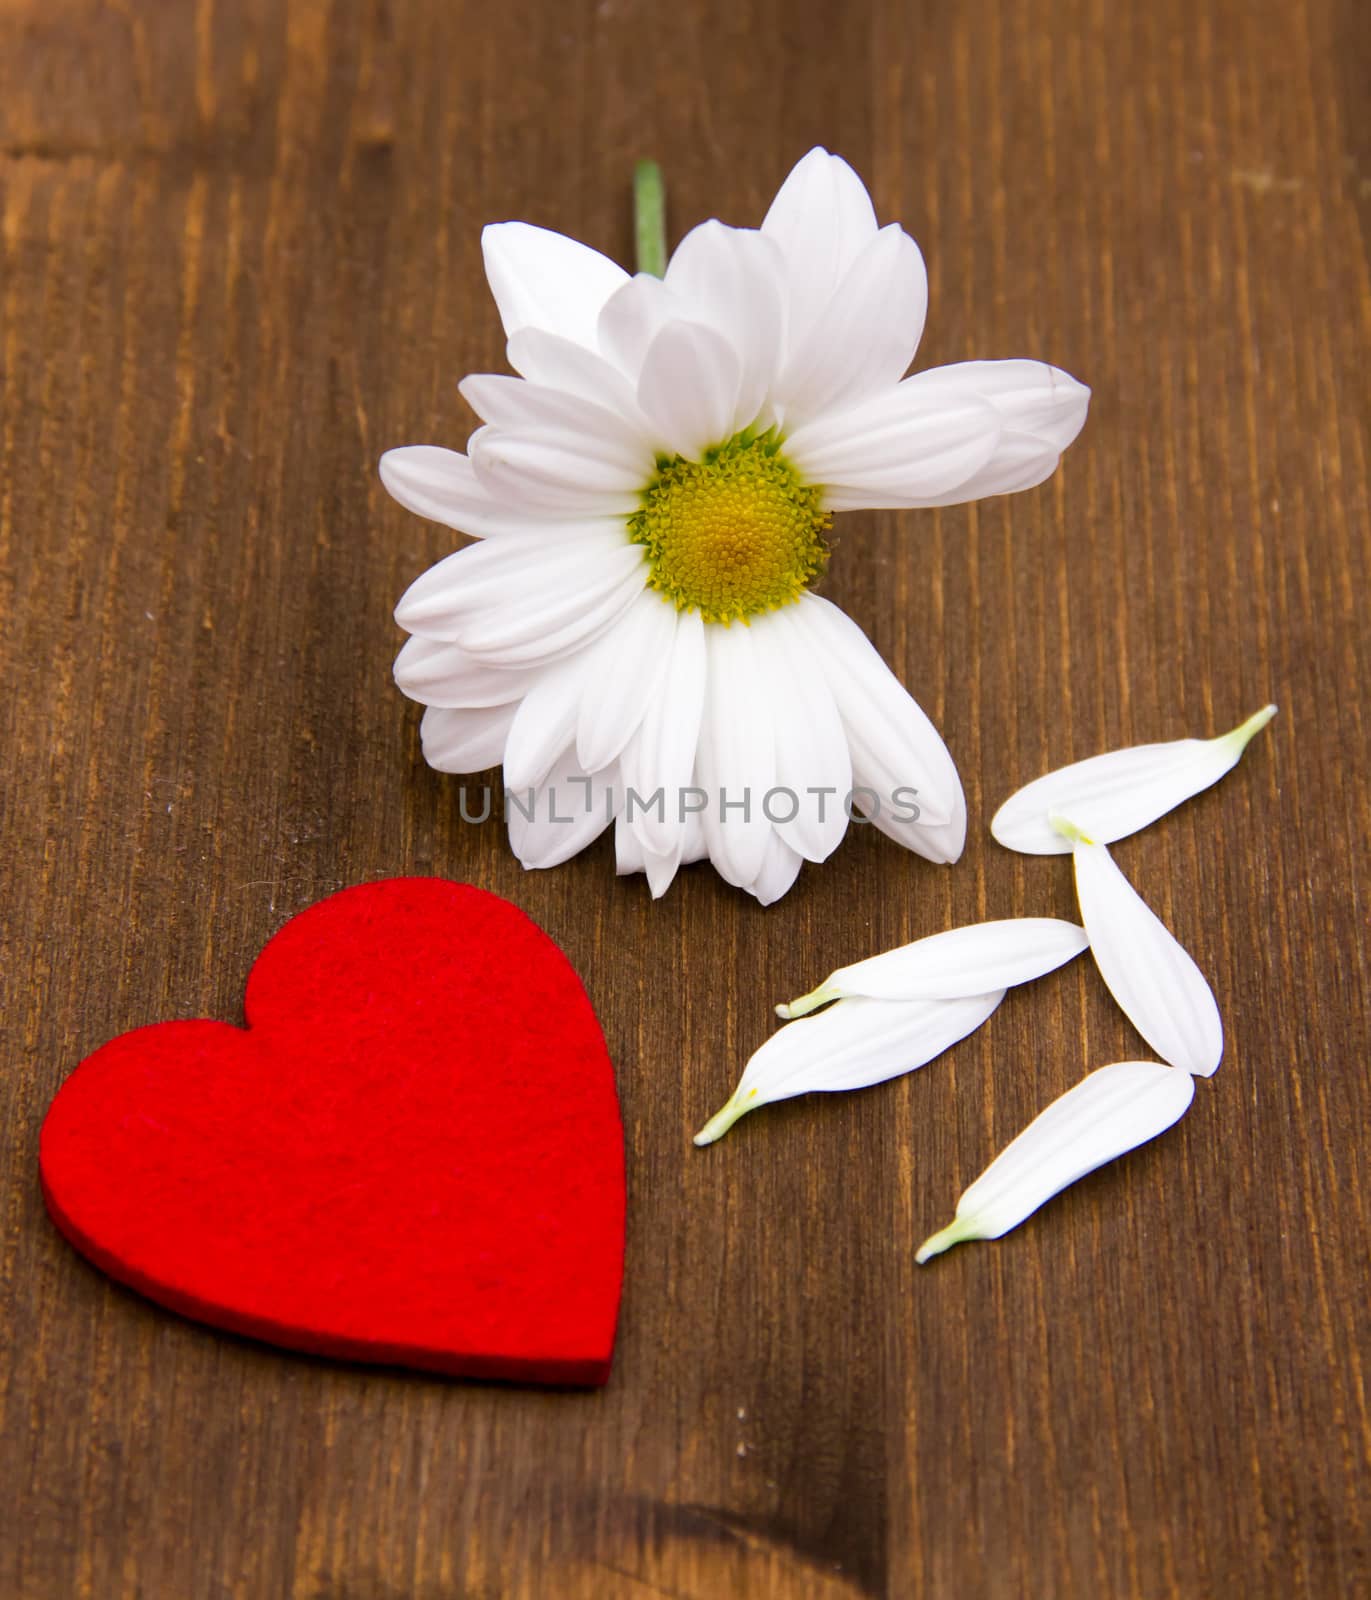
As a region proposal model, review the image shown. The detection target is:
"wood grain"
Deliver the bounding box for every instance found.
[2,0,1367,1594]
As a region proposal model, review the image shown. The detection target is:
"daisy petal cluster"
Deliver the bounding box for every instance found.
[696,706,1275,1265]
[917,705,1276,1259]
[382,148,1090,903]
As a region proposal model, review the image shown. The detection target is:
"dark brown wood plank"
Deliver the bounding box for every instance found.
[1,0,1367,1595]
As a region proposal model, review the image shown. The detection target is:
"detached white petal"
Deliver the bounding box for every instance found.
[1060,820,1224,1076]
[992,706,1278,855]
[916,1060,1196,1261]
[693,990,1004,1145]
[778,917,1088,1017]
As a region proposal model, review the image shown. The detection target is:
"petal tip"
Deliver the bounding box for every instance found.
[915,1215,980,1264]
[693,1088,757,1145]
[775,984,833,1019]
[1223,703,1278,755]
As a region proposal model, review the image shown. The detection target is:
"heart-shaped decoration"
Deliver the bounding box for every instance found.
[40,878,625,1385]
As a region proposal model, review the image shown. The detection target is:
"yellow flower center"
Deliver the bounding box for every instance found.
[627,433,832,624]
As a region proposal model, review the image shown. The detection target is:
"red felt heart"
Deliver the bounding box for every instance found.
[40,878,625,1386]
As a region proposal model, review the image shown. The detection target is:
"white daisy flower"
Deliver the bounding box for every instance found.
[382,148,1091,903]
[915,1060,1197,1262]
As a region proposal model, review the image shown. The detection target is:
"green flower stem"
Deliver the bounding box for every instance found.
[634,160,667,278]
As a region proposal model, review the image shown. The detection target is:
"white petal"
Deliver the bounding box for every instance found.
[695,623,776,888]
[761,148,880,364]
[910,359,1090,452]
[419,703,517,773]
[469,427,647,514]
[804,361,1091,510]
[393,528,634,638]
[481,222,628,349]
[393,635,542,709]
[776,224,927,429]
[454,552,648,668]
[596,272,687,379]
[576,589,677,773]
[1065,827,1224,1076]
[992,706,1278,855]
[916,1061,1196,1261]
[503,328,659,438]
[860,782,968,866]
[778,918,1089,1017]
[664,222,786,433]
[614,812,644,875]
[380,446,555,539]
[748,830,804,907]
[614,815,683,899]
[680,806,709,865]
[932,431,1063,500]
[796,594,962,835]
[501,654,595,792]
[853,361,1090,508]
[643,846,684,898]
[752,608,851,863]
[619,609,707,858]
[505,748,617,869]
[694,991,1005,1144]
[636,320,743,461]
[784,382,1001,508]
[459,374,657,465]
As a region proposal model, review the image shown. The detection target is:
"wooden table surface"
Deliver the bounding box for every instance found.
[3,1,1368,1595]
